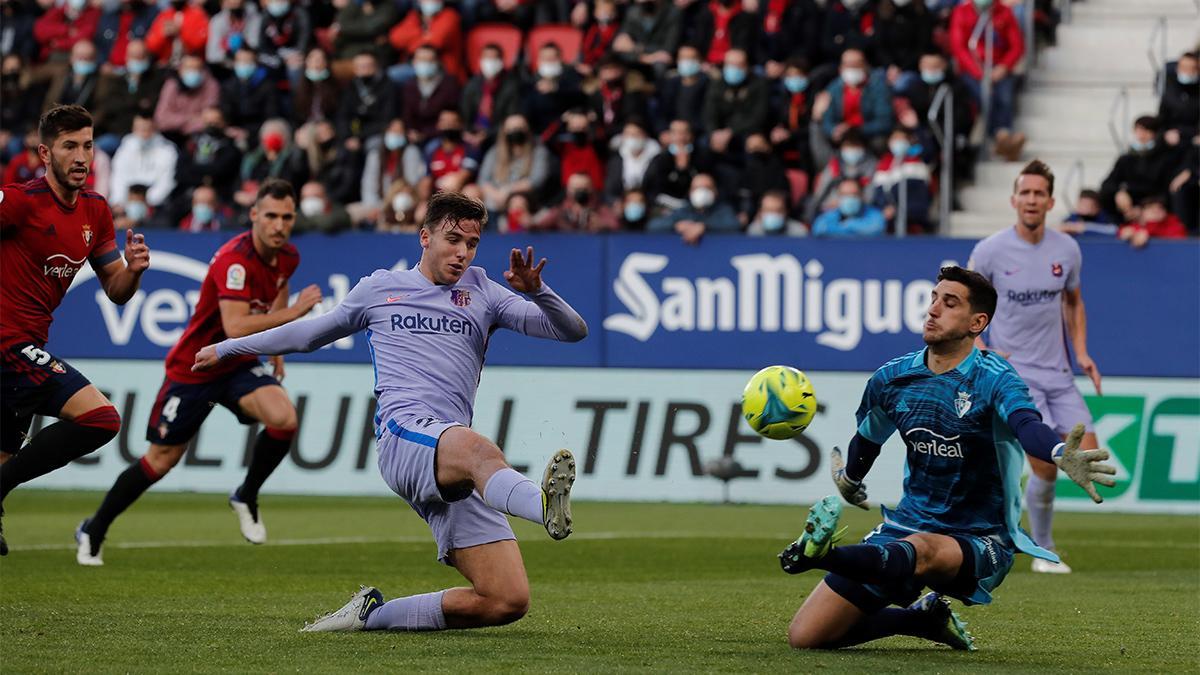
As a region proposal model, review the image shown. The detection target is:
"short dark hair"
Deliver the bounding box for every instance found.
[1014,159,1055,196]
[255,177,295,205]
[937,266,997,324]
[1134,115,1159,132]
[39,104,93,145]
[422,192,488,232]
[1141,194,1168,209]
[1078,188,1101,202]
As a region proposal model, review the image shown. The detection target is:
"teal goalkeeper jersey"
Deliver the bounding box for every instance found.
[856,347,1058,561]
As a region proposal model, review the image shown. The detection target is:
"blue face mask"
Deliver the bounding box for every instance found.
[784,75,808,94]
[920,69,944,85]
[723,65,746,86]
[677,59,701,78]
[72,61,97,78]
[234,63,256,80]
[761,212,786,231]
[413,61,438,79]
[180,69,203,89]
[266,1,290,17]
[624,202,646,221]
[192,203,214,225]
[841,147,865,165]
[305,68,329,82]
[1178,72,1199,86]
[888,139,911,157]
[668,143,693,155]
[384,132,407,151]
[838,196,862,216]
[126,59,150,75]
[125,200,149,223]
[419,0,442,15]
[1131,139,1155,152]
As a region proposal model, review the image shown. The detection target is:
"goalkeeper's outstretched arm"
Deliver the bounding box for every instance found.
[1008,409,1116,503]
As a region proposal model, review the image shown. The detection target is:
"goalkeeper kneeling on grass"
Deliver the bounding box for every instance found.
[777,266,1115,651]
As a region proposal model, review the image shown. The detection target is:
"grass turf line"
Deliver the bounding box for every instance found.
[1,491,1197,673]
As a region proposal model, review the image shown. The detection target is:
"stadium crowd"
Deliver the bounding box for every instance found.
[0,0,1194,241]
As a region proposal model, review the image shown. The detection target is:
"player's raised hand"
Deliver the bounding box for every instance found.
[504,246,546,294]
[1052,424,1117,503]
[192,344,222,372]
[831,447,871,510]
[294,284,322,315]
[1077,353,1102,395]
[124,230,150,274]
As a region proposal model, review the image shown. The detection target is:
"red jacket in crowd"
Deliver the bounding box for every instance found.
[389,8,466,82]
[33,5,101,62]
[948,1,1024,81]
[145,6,209,63]
[1121,214,1188,240]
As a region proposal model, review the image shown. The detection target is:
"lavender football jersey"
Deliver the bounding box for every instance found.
[215,265,587,428]
[969,227,1082,377]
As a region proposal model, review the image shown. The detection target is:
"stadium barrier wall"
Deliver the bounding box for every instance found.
[33,361,1199,514]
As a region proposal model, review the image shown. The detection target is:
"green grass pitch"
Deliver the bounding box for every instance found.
[1,491,1197,673]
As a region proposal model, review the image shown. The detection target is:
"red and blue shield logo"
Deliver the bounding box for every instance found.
[450,289,471,307]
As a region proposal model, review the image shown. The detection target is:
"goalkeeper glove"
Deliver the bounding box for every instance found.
[1052,424,1118,503]
[831,447,871,510]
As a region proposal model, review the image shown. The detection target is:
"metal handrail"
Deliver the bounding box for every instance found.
[928,83,954,233]
[968,10,994,159]
[1148,17,1168,97]
[1107,87,1130,152]
[896,171,908,238]
[1062,159,1085,212]
[1023,0,1037,68]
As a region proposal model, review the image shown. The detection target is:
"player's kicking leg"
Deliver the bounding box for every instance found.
[780,496,976,650]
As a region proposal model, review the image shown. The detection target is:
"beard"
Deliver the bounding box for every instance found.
[49,154,87,191]
[923,325,972,348]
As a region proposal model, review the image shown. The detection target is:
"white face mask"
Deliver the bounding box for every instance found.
[538,61,563,79]
[300,197,325,217]
[622,136,647,155]
[392,192,414,214]
[690,187,715,209]
[480,57,503,79]
[841,68,866,86]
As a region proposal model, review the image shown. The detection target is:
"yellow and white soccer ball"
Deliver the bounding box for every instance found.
[741,365,818,440]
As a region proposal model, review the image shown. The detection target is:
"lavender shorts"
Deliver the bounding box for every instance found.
[376,415,515,565]
[1021,371,1095,436]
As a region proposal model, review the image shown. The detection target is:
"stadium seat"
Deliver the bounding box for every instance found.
[785,169,809,210]
[525,24,583,70]
[466,23,523,76]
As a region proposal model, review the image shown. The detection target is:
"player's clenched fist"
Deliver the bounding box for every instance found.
[124,230,150,274]
[192,344,220,372]
[294,284,322,313]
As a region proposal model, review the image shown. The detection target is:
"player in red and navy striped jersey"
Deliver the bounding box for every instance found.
[0,105,152,555]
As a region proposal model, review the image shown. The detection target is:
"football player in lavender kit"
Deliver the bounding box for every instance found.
[968,160,1103,574]
[193,192,588,633]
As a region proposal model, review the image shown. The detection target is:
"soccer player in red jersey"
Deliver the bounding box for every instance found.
[75,178,322,565]
[0,105,152,556]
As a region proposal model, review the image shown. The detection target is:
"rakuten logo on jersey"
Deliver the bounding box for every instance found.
[904,428,964,458]
[1007,288,1061,306]
[44,254,84,279]
[390,313,473,336]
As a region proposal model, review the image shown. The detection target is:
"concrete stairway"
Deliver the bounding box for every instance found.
[949,0,1200,238]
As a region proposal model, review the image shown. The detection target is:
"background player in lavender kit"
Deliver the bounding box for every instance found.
[193,192,588,633]
[0,105,151,556]
[969,160,1103,574]
[75,179,322,566]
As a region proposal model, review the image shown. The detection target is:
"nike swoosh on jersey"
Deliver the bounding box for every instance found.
[385,295,406,303]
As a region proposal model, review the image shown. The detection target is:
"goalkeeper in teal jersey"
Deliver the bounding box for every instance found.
[778,266,1116,651]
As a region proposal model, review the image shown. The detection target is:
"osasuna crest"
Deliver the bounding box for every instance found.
[954,391,972,418]
[1051,262,1063,277]
[82,223,93,245]
[450,289,471,307]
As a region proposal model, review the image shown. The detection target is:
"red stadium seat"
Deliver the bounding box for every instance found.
[466,23,524,76]
[526,24,583,70]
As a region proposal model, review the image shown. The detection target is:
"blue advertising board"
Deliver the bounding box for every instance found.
[51,232,1200,377]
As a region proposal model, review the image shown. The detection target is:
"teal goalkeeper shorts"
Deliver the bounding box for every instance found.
[825,521,1015,612]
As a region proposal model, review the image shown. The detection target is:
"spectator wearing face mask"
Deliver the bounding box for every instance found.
[361,118,427,209]
[116,184,154,230]
[221,48,280,144]
[336,51,398,143]
[875,0,934,87]
[145,0,209,65]
[479,114,554,213]
[868,126,932,233]
[237,118,309,207]
[497,191,535,233]
[648,172,741,243]
[691,0,762,67]
[256,0,310,75]
[175,106,243,202]
[1100,115,1186,222]
[654,44,710,138]
[389,0,465,82]
[1159,52,1199,146]
[604,119,662,201]
[806,128,876,222]
[523,43,587,136]
[769,57,816,177]
[581,0,621,74]
[747,190,807,236]
[620,188,651,230]
[895,50,975,175]
[533,172,620,232]
[643,119,715,211]
[1058,189,1119,239]
[331,0,398,66]
[379,182,421,233]
[949,0,1026,161]
[96,0,160,69]
[154,54,220,140]
[462,43,522,144]
[295,181,354,233]
[94,39,164,148]
[419,108,480,198]
[613,0,682,75]
[812,177,886,237]
[703,48,770,156]
[178,185,232,231]
[736,133,790,223]
[33,0,101,64]
[293,48,341,127]
[42,39,100,113]
[111,114,178,209]
[206,0,262,70]
[552,108,606,194]
[589,56,650,141]
[401,45,464,142]
[816,48,894,159]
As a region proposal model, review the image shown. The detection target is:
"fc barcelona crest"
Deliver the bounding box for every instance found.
[954,391,972,418]
[450,289,471,307]
[1051,262,1063,277]
[82,223,93,245]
